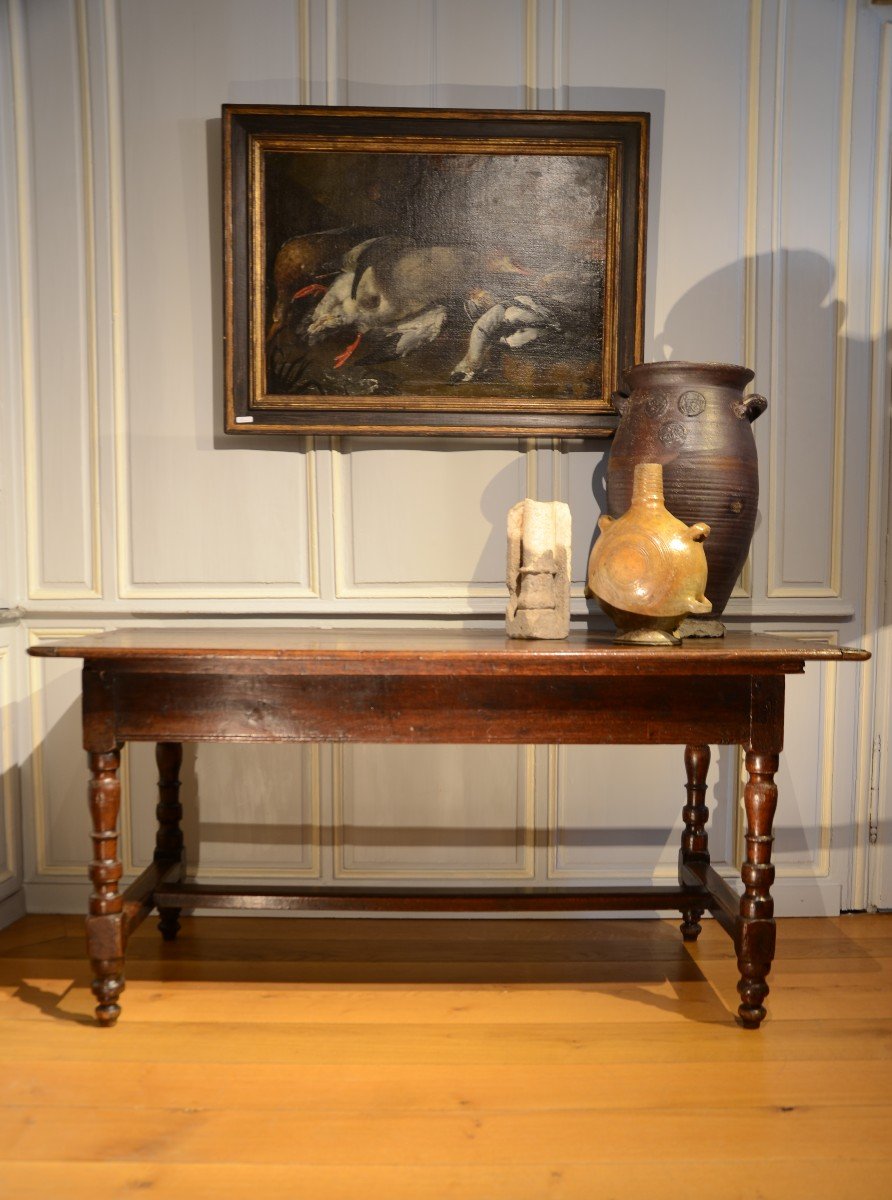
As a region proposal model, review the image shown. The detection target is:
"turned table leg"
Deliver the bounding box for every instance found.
[154,741,184,941]
[737,749,779,1028]
[86,746,125,1026]
[679,743,711,942]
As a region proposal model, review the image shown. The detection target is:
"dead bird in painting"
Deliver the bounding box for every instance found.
[306,236,469,364]
[266,226,360,343]
[267,232,599,393]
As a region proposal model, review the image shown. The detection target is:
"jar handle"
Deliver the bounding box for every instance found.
[735,393,768,423]
[610,390,631,417]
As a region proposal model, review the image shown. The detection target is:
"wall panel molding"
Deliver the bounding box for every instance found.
[327,0,343,105]
[766,0,850,599]
[74,0,103,599]
[0,0,24,614]
[103,0,130,605]
[735,0,765,602]
[552,0,568,110]
[12,0,103,600]
[743,0,762,376]
[856,17,892,908]
[297,0,311,104]
[523,0,537,108]
[8,0,43,602]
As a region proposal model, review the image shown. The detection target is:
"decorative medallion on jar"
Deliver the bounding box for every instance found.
[644,393,668,419]
[658,420,688,447]
[678,390,706,417]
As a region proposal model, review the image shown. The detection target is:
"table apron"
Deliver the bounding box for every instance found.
[86,669,763,746]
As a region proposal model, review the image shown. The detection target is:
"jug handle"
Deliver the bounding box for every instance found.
[734,393,768,423]
[610,390,631,417]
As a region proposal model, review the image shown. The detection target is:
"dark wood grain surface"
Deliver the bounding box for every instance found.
[27,628,867,675]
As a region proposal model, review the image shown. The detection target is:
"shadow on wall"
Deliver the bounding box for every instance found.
[472,247,871,615]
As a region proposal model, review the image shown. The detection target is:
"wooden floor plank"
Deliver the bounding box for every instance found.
[0,1158,889,1200]
[1,1014,890,1065]
[2,1058,889,1113]
[2,1103,891,1165]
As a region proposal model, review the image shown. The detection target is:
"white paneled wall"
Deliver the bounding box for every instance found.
[0,0,889,920]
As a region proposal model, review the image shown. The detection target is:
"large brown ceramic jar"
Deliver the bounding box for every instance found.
[607,361,767,631]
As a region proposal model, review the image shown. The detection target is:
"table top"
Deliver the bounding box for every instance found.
[28,628,869,677]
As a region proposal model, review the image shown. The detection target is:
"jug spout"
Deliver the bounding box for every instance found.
[631,462,664,505]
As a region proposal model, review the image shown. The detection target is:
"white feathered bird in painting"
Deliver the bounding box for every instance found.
[305,235,563,377]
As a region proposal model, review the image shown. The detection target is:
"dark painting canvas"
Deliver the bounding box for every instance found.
[263,151,609,402]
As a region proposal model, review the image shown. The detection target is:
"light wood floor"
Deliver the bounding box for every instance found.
[0,912,890,1199]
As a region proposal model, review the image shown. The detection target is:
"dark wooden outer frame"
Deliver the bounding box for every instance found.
[223,105,648,438]
[29,630,868,1029]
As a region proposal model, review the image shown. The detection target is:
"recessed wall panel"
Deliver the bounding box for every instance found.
[336,439,529,595]
[433,0,525,108]
[342,0,435,106]
[552,743,737,878]
[768,0,848,595]
[336,744,532,876]
[128,742,320,878]
[22,0,99,594]
[116,0,314,593]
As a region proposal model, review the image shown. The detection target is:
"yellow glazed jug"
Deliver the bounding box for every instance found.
[586,462,711,645]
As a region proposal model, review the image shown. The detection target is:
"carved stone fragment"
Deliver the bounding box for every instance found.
[506,499,571,640]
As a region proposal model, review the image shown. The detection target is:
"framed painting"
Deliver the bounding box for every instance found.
[223,105,648,437]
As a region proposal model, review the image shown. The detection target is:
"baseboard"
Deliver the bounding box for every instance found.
[0,889,26,930]
[762,878,843,917]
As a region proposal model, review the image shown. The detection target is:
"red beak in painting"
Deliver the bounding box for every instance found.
[292,282,328,300]
[333,332,362,369]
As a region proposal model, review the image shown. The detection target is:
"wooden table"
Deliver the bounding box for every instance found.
[29,629,867,1029]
